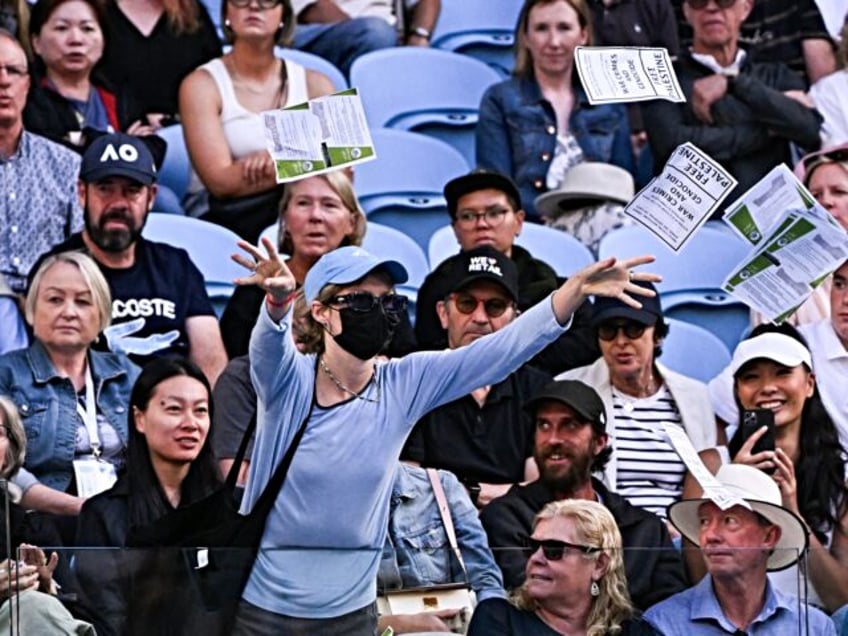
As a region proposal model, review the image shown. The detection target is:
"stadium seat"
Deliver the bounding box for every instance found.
[275,47,348,92]
[350,48,502,165]
[152,185,186,216]
[661,318,731,383]
[355,129,469,252]
[155,124,192,202]
[430,0,523,77]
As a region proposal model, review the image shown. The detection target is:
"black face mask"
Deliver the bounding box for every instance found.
[333,305,400,360]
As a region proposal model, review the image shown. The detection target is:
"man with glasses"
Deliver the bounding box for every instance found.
[402,246,553,508]
[480,378,686,609]
[0,32,82,297]
[415,170,599,374]
[643,0,823,212]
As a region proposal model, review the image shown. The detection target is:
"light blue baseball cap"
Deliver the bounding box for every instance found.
[303,246,408,304]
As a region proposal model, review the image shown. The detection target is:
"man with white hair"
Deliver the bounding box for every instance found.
[645,464,835,634]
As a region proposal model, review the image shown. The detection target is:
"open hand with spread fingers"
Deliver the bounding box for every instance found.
[232,237,296,303]
[577,255,661,306]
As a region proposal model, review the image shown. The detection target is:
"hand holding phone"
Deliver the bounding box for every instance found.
[740,409,776,473]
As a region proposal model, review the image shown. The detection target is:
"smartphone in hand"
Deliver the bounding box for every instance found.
[741,409,776,473]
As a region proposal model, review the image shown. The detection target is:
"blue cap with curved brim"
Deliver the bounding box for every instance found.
[303,246,408,304]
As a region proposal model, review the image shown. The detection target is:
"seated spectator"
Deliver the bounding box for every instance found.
[98,0,220,124]
[179,0,334,241]
[476,0,634,223]
[646,464,835,635]
[698,326,848,612]
[0,253,138,525]
[535,161,635,257]
[810,23,848,148]
[0,0,29,51]
[23,0,155,151]
[292,0,440,77]
[559,281,716,518]
[0,274,26,355]
[219,171,366,359]
[643,0,822,209]
[0,31,82,297]
[471,499,660,635]
[415,170,599,374]
[32,133,228,383]
[74,357,221,636]
[378,462,506,634]
[403,247,551,507]
[481,379,686,609]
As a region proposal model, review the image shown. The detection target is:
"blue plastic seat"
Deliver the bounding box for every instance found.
[155,124,191,202]
[430,0,523,77]
[152,185,186,216]
[661,318,731,383]
[350,48,502,165]
[355,129,469,252]
[275,47,348,92]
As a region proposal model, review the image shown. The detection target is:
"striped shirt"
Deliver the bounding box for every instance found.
[611,384,685,518]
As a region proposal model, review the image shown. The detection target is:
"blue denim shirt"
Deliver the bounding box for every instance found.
[379,464,506,602]
[476,75,635,221]
[0,341,139,492]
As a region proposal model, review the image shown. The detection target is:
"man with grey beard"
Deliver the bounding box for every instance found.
[480,379,687,610]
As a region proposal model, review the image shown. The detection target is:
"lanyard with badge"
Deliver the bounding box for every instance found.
[72,366,118,498]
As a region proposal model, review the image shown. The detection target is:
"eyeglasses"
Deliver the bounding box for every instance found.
[227,0,282,8]
[526,538,600,561]
[802,147,848,172]
[684,0,737,8]
[327,291,408,314]
[455,207,511,228]
[0,64,27,79]
[450,293,513,318]
[596,321,647,341]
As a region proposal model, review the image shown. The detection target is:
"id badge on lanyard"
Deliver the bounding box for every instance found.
[72,367,117,498]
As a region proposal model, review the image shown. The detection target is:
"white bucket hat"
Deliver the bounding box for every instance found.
[668,464,808,571]
[534,162,634,218]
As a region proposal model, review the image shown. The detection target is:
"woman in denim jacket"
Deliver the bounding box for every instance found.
[476,0,635,222]
[0,252,138,521]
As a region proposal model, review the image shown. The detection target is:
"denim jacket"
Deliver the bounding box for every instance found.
[476,75,635,221]
[379,464,506,602]
[0,341,139,492]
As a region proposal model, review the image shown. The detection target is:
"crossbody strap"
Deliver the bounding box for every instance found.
[426,468,466,575]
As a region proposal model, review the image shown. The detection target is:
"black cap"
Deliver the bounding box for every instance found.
[591,280,663,327]
[445,246,519,301]
[444,169,521,219]
[80,133,157,185]
[524,379,607,434]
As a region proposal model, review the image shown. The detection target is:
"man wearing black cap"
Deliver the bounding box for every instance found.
[414,169,599,374]
[30,133,227,383]
[480,378,687,610]
[402,246,552,507]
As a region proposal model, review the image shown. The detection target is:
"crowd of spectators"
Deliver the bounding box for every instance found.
[0,0,847,633]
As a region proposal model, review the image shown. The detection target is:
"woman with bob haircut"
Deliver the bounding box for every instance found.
[469,499,658,635]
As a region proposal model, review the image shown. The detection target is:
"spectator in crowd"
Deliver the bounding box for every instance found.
[646,464,835,634]
[470,499,660,635]
[228,235,657,632]
[24,0,155,151]
[559,281,716,518]
[32,133,228,383]
[414,170,599,374]
[378,462,506,634]
[699,327,848,612]
[0,274,26,355]
[0,31,82,297]
[402,247,551,507]
[291,0,441,77]
[0,0,30,52]
[476,0,634,222]
[643,0,822,209]
[0,253,138,523]
[99,0,220,123]
[75,357,221,636]
[481,379,686,609]
[179,0,334,240]
[810,24,848,148]
[219,171,366,359]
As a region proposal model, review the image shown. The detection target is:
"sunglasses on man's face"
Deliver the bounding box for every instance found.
[526,538,600,561]
[450,293,513,318]
[685,0,736,9]
[596,321,647,342]
[327,291,408,314]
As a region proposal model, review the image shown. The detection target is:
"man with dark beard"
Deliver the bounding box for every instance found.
[479,379,687,610]
[29,133,227,384]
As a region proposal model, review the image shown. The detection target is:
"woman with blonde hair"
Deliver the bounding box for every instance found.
[469,500,658,635]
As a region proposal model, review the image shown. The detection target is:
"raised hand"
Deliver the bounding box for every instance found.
[232,237,296,303]
[577,255,660,307]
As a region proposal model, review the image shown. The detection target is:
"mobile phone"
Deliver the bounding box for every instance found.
[741,409,776,471]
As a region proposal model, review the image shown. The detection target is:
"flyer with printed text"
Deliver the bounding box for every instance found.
[574,46,685,105]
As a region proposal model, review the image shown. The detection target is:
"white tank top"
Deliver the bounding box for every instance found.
[201,57,309,160]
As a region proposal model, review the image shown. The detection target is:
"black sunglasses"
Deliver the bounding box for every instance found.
[802,147,848,171]
[685,0,736,8]
[526,538,600,561]
[596,321,647,341]
[228,0,282,8]
[450,293,513,318]
[327,291,408,314]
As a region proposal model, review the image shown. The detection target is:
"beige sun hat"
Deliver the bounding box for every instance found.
[668,464,808,571]
[534,162,635,218]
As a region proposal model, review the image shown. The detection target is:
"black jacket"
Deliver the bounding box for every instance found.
[479,478,687,610]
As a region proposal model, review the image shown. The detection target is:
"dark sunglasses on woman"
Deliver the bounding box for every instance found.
[526,538,600,561]
[327,291,409,314]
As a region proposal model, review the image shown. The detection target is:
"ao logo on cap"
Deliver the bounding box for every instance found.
[99,143,139,163]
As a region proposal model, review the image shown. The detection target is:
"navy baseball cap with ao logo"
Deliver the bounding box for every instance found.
[79,133,157,185]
